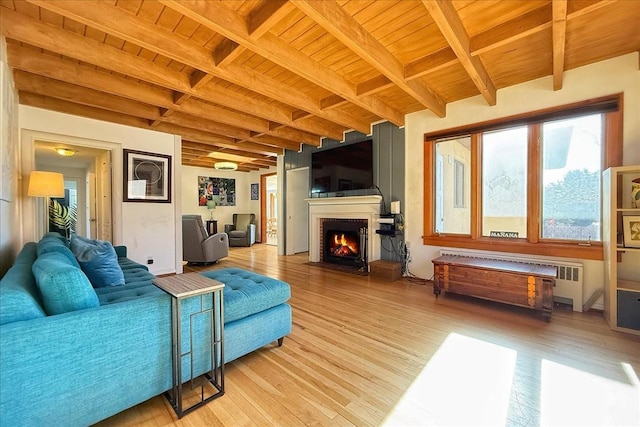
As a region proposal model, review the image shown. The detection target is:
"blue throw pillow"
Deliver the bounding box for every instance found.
[70,236,125,288]
[37,236,81,269]
[32,252,99,315]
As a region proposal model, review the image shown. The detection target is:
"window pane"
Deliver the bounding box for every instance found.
[541,114,602,241]
[434,137,471,234]
[481,127,528,238]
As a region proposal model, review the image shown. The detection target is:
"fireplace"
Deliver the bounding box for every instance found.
[306,195,383,270]
[322,220,367,267]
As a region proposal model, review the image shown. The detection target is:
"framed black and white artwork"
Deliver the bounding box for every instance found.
[123,149,171,203]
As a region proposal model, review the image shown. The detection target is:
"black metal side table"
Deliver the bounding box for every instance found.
[153,273,225,418]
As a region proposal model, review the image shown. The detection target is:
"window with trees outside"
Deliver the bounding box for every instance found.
[423,95,623,260]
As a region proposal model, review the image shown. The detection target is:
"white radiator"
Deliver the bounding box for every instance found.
[439,249,584,312]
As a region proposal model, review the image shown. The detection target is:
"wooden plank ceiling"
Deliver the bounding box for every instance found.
[1,0,638,172]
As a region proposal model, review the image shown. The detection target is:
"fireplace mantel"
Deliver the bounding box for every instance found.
[306,195,382,266]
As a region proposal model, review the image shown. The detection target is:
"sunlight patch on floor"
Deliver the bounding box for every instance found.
[541,359,640,426]
[383,332,517,426]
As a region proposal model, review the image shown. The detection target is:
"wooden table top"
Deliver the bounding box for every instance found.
[432,255,557,278]
[153,272,224,299]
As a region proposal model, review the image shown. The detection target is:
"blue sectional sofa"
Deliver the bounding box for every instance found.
[0,234,292,426]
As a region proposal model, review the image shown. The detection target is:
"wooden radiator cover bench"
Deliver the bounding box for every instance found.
[432,255,557,321]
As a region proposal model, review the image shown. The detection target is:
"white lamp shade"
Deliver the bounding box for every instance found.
[28,171,65,197]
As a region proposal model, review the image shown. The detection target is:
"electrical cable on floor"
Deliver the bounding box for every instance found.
[400,243,433,286]
[380,235,433,286]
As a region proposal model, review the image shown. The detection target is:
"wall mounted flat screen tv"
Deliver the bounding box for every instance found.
[311,140,373,194]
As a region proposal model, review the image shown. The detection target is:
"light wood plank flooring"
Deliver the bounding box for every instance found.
[96,245,640,426]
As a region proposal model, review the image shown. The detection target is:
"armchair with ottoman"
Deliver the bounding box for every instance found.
[225,213,256,247]
[182,214,229,264]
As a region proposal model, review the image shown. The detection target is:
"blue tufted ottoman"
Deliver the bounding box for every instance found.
[200,267,292,361]
[96,265,291,364]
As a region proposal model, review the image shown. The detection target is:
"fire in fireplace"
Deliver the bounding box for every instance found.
[322,220,367,267]
[327,231,359,258]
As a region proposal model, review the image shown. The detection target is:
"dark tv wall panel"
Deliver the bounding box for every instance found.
[373,122,405,262]
[283,148,311,171]
[283,121,405,262]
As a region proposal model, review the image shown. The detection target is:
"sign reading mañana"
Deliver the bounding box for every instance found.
[489,231,519,238]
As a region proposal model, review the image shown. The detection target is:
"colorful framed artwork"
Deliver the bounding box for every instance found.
[198,176,236,206]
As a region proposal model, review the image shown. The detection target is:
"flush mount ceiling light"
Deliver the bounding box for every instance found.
[55,147,77,157]
[214,161,238,171]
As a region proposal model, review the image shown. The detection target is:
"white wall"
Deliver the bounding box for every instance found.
[18,106,180,275]
[405,53,640,309]
[181,165,275,241]
[0,37,20,276]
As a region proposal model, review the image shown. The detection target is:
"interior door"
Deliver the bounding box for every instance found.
[98,151,112,242]
[88,172,97,239]
[285,167,309,255]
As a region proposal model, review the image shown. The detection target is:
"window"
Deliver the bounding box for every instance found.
[482,127,528,239]
[423,95,622,260]
[434,137,471,234]
[541,115,602,242]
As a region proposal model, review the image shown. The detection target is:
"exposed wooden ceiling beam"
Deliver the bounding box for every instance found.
[190,70,215,90]
[2,18,341,142]
[182,140,278,161]
[14,71,162,120]
[13,70,301,153]
[215,1,293,66]
[18,90,168,135]
[566,0,617,20]
[357,75,394,97]
[470,5,552,56]
[214,39,243,67]
[552,0,568,91]
[404,48,459,80]
[292,0,445,118]
[182,148,277,167]
[6,44,173,106]
[158,0,404,126]
[20,1,367,134]
[469,1,616,57]
[18,89,283,158]
[157,125,282,157]
[423,0,497,106]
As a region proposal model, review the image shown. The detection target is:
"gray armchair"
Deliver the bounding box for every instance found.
[182,215,229,264]
[224,213,256,247]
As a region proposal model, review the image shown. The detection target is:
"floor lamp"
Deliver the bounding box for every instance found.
[28,171,65,236]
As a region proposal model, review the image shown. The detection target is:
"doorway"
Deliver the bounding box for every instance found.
[261,172,278,246]
[33,140,112,241]
[285,167,309,255]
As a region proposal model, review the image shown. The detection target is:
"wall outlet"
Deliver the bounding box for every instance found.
[147,257,153,265]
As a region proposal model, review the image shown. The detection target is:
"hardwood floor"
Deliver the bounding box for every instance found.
[96,245,640,426]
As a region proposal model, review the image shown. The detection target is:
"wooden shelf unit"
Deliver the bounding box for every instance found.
[602,166,640,335]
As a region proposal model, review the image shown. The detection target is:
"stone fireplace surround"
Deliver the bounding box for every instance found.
[306,195,382,269]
